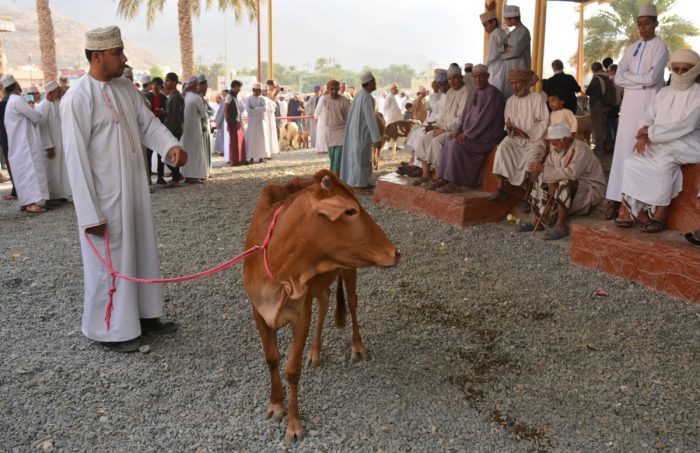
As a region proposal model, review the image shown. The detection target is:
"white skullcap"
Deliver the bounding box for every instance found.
[480,10,496,23]
[504,5,520,18]
[360,71,375,84]
[140,75,152,85]
[417,85,427,93]
[85,26,124,51]
[26,86,39,94]
[44,80,60,93]
[390,82,398,88]
[435,70,448,83]
[547,123,572,140]
[197,74,207,84]
[0,75,16,88]
[472,64,488,75]
[447,63,462,76]
[252,82,262,89]
[638,4,658,17]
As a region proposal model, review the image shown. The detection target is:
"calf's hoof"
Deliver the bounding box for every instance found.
[285,418,305,443]
[265,403,285,422]
[306,353,321,368]
[351,349,368,362]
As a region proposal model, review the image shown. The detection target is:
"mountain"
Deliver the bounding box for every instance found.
[0,5,174,71]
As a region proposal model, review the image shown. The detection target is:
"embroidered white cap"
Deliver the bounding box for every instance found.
[44,80,60,93]
[504,5,520,18]
[360,71,375,84]
[638,4,658,17]
[85,25,124,51]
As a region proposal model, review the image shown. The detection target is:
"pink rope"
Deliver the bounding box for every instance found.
[85,206,283,330]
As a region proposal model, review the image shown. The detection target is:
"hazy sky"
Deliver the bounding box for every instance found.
[8,0,700,74]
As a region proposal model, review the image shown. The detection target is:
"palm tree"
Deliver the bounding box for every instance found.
[0,16,15,77]
[36,0,58,83]
[117,0,258,79]
[571,0,699,69]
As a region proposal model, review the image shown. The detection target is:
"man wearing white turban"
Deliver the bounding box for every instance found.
[517,123,605,240]
[180,76,208,182]
[604,4,669,219]
[61,26,188,351]
[616,48,700,233]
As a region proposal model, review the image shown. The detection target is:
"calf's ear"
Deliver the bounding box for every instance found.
[312,196,351,222]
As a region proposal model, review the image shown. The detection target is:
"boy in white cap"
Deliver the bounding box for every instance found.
[60,25,188,352]
[2,74,49,212]
[340,71,383,189]
[604,3,669,220]
[518,123,605,240]
[36,80,71,203]
[501,4,532,98]
[481,9,508,97]
[616,48,700,233]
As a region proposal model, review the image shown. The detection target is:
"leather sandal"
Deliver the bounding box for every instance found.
[640,219,665,233]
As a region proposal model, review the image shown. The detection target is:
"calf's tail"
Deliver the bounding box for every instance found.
[335,272,347,329]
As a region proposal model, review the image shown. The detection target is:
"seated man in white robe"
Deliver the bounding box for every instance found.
[402,71,448,175]
[412,63,469,188]
[616,49,700,233]
[517,123,606,240]
[491,68,549,201]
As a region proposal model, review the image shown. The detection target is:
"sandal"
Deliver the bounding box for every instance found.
[640,219,665,233]
[543,227,568,240]
[435,182,462,194]
[614,218,634,228]
[426,179,448,191]
[516,222,544,233]
[684,232,700,248]
[412,177,429,186]
[605,201,621,220]
[407,167,423,177]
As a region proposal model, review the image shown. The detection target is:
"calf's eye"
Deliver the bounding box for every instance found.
[344,208,358,216]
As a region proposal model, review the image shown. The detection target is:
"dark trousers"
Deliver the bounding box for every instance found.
[2,145,16,197]
[147,149,182,181]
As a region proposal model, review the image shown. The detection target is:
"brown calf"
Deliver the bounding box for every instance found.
[243,170,399,442]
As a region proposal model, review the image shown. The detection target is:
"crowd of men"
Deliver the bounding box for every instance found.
[0,3,699,351]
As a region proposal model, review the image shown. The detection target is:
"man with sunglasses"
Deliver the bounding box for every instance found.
[616,49,700,233]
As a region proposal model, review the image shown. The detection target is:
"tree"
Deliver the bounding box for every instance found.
[116,0,258,79]
[149,65,164,77]
[571,0,699,70]
[36,0,58,83]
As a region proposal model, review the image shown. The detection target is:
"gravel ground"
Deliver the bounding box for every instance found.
[1,149,699,452]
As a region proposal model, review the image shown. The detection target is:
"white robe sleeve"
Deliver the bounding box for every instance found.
[37,103,54,150]
[615,43,669,88]
[15,96,43,124]
[502,27,529,61]
[486,30,505,66]
[60,92,107,228]
[133,87,180,158]
[524,94,549,141]
[649,106,700,144]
